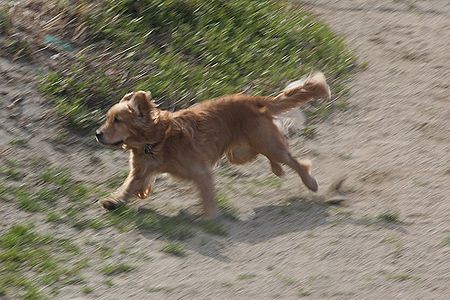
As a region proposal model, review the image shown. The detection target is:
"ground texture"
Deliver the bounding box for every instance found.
[0,0,449,299]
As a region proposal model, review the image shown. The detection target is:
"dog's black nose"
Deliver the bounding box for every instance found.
[95,130,103,140]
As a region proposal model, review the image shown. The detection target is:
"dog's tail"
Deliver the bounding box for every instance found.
[267,72,331,115]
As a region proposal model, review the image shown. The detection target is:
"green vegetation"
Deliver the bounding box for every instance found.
[386,272,415,281]
[444,237,450,245]
[297,287,312,297]
[160,242,185,256]
[81,286,94,294]
[199,220,228,236]
[0,224,81,299]
[376,211,402,224]
[9,139,28,147]
[37,0,355,131]
[237,273,257,280]
[302,126,316,139]
[100,263,136,276]
[216,192,238,220]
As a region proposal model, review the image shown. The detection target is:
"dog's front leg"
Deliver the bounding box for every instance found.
[100,168,151,210]
[191,168,218,220]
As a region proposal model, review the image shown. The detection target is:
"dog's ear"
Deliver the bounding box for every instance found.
[127,91,155,118]
[120,92,135,103]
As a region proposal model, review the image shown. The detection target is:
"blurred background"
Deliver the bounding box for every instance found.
[0,0,448,299]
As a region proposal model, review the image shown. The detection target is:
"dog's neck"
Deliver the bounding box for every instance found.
[125,109,173,154]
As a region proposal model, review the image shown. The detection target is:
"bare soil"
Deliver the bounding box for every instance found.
[0,0,449,299]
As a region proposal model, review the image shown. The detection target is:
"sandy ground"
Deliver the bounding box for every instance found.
[0,0,449,299]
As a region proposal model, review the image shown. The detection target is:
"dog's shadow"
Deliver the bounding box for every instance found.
[136,199,331,260]
[135,197,408,261]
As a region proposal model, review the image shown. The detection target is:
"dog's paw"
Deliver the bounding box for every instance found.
[99,197,125,211]
[135,187,151,199]
[305,175,319,192]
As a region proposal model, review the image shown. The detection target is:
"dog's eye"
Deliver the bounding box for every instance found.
[114,117,120,123]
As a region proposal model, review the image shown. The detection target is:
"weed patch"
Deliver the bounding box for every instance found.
[160,242,185,257]
[0,224,82,299]
[101,263,135,276]
[376,211,402,224]
[24,0,355,131]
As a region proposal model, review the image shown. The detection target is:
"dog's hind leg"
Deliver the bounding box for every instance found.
[226,146,257,164]
[270,160,284,177]
[247,119,318,192]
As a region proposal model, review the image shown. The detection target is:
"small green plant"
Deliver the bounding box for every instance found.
[100,263,135,276]
[0,183,7,201]
[3,166,22,181]
[40,167,72,186]
[335,99,350,111]
[278,275,297,286]
[15,189,42,212]
[104,279,114,287]
[302,126,316,139]
[138,212,195,240]
[160,242,185,257]
[376,211,401,223]
[216,192,238,220]
[387,272,415,281]
[298,287,312,297]
[106,171,129,188]
[237,273,257,280]
[254,177,283,189]
[0,8,11,34]
[97,245,114,259]
[0,224,80,298]
[9,139,28,147]
[443,237,450,245]
[199,221,228,236]
[81,286,94,294]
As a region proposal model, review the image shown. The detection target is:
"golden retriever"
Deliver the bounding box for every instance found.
[96,72,331,219]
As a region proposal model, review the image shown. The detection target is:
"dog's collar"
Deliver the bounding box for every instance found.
[144,143,158,155]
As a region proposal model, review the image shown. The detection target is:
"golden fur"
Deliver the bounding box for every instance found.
[96,72,331,219]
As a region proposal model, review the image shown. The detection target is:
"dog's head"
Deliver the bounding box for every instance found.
[95,91,157,147]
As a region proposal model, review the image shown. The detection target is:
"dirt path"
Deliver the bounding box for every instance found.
[1,0,449,299]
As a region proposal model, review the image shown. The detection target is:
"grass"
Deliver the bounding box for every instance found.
[81,286,94,294]
[199,221,228,236]
[237,273,257,280]
[106,171,129,189]
[216,192,238,220]
[302,126,316,139]
[0,224,81,299]
[444,237,450,246]
[298,287,312,297]
[160,242,185,256]
[278,275,297,286]
[32,0,355,131]
[40,167,72,186]
[97,245,114,259]
[386,272,415,282]
[9,138,28,147]
[100,263,135,276]
[254,176,283,189]
[376,211,402,224]
[1,160,22,181]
